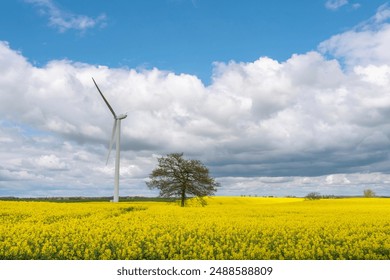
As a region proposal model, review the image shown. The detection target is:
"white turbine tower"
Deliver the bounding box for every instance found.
[92,77,127,203]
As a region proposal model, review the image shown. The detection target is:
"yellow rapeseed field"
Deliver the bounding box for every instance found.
[1,197,389,260]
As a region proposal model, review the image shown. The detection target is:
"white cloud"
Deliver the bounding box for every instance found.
[25,0,107,33]
[373,3,390,24]
[35,154,68,170]
[325,0,349,10]
[1,4,390,197]
[354,64,390,86]
[319,4,390,67]
[217,173,390,197]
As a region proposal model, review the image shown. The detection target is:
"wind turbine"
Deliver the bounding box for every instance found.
[92,77,127,202]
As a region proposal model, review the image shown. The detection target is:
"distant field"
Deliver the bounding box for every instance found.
[1,197,389,260]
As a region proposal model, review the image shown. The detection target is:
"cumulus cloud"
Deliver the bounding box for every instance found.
[319,4,390,67]
[25,0,107,32]
[35,154,68,170]
[1,4,390,197]
[325,0,349,10]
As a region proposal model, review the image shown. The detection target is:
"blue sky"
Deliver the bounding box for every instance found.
[0,0,385,83]
[1,0,390,198]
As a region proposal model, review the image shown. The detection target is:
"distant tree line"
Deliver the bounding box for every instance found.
[305,189,377,200]
[0,196,177,203]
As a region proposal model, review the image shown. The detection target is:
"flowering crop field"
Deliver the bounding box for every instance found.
[1,197,390,260]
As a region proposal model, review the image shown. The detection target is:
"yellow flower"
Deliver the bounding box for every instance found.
[0,198,389,259]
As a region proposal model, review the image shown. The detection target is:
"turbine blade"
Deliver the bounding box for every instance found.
[92,77,117,119]
[106,119,117,165]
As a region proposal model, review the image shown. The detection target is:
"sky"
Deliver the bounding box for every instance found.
[1,0,390,198]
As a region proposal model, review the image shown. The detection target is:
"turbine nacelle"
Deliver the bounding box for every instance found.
[117,114,127,120]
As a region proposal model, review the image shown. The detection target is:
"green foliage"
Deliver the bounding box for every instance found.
[146,153,219,207]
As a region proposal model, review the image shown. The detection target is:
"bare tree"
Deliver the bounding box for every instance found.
[363,189,375,198]
[305,192,321,200]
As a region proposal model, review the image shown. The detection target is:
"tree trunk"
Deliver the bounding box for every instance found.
[180,188,186,207]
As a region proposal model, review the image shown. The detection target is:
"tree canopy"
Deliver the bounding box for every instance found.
[146,153,219,207]
[363,189,376,198]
